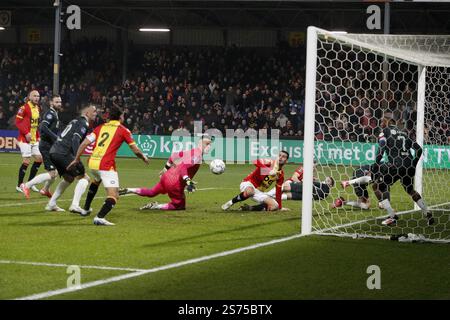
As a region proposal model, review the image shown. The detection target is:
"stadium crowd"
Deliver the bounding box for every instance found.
[1,38,448,143]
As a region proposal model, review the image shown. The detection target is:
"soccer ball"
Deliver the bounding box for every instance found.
[209,159,226,175]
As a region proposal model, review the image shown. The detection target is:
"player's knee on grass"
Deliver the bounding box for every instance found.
[265,199,279,211]
[33,155,43,163]
[22,158,31,165]
[171,198,186,210]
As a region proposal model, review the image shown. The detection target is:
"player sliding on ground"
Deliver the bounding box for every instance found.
[263,163,334,204]
[119,135,212,210]
[373,118,434,226]
[221,150,289,212]
[67,106,149,226]
[334,163,390,210]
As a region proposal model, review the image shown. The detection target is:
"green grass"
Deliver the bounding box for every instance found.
[0,153,448,300]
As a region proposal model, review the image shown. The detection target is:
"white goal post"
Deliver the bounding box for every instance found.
[302,26,450,243]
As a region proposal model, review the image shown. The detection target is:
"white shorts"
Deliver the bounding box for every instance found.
[18,141,41,158]
[90,170,119,188]
[239,181,271,204]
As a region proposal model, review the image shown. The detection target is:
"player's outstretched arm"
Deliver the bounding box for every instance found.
[130,144,149,165]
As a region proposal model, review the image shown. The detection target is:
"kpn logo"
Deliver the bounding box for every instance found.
[137,135,157,158]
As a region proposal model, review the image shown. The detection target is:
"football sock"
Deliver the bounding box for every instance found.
[25,172,52,188]
[232,192,249,204]
[49,180,71,206]
[159,203,177,210]
[72,178,89,207]
[281,194,288,200]
[84,182,100,210]
[346,201,369,210]
[18,163,29,186]
[43,176,56,191]
[28,161,42,181]
[348,175,372,185]
[97,197,116,218]
[134,186,162,197]
[380,199,395,218]
[416,198,428,215]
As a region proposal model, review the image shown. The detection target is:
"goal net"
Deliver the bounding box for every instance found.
[301,27,450,243]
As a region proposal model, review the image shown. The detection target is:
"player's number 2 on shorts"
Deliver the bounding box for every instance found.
[98,132,110,147]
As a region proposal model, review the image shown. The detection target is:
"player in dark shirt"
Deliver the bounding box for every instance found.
[20,95,62,199]
[45,105,98,212]
[280,178,334,201]
[334,163,390,210]
[373,119,433,226]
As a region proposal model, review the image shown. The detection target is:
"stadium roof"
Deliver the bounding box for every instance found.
[0,1,449,33]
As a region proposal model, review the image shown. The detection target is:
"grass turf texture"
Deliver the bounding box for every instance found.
[0,153,448,299]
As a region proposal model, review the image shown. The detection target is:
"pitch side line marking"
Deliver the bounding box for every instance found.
[14,233,307,300]
[13,202,450,299]
[0,260,145,272]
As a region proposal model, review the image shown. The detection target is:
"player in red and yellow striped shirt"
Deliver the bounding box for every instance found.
[15,90,43,193]
[221,151,289,211]
[68,106,149,226]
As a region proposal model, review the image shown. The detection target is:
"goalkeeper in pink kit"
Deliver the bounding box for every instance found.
[119,136,212,210]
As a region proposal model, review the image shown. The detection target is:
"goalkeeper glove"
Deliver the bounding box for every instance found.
[184,177,197,193]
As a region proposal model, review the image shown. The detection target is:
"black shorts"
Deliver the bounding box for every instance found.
[39,143,55,171]
[289,182,303,194]
[289,182,330,200]
[353,185,369,199]
[50,152,85,178]
[352,167,369,199]
[375,164,416,193]
[313,182,330,200]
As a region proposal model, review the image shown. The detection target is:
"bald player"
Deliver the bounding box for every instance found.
[20,95,63,199]
[45,105,98,212]
[15,90,43,193]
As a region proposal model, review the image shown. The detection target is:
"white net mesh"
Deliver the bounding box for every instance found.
[307,29,450,243]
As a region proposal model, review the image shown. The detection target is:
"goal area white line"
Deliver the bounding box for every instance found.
[11,202,449,300]
[312,201,450,244]
[13,233,307,300]
[0,260,145,272]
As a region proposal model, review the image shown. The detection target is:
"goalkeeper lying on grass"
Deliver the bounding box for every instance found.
[119,136,211,210]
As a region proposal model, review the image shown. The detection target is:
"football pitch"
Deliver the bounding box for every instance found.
[0,153,448,300]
